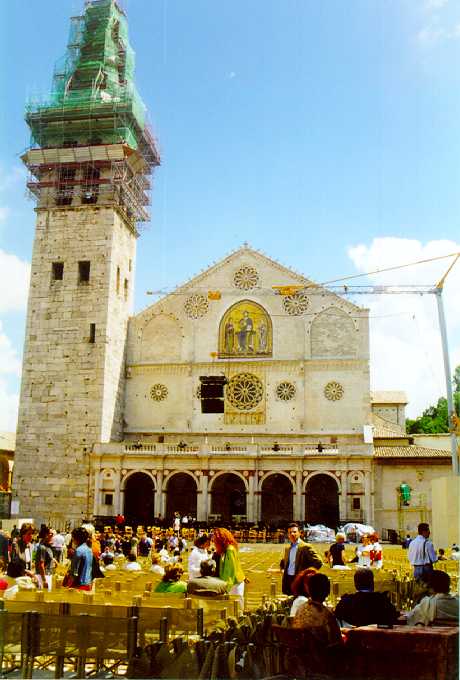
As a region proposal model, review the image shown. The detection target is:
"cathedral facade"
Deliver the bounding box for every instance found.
[12,0,452,532]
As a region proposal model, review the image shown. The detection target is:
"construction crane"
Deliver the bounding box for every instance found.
[147,252,460,474]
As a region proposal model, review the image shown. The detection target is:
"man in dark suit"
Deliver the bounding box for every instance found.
[334,568,398,627]
[280,523,322,595]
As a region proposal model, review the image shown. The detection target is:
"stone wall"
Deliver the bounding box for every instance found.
[125,249,371,436]
[13,206,136,527]
[373,459,452,537]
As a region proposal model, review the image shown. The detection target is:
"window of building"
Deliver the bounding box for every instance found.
[124,278,128,301]
[78,260,90,283]
[52,262,64,281]
[352,497,361,510]
[89,323,96,343]
[116,266,120,294]
[104,493,113,506]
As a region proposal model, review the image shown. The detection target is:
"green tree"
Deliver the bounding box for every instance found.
[406,365,460,434]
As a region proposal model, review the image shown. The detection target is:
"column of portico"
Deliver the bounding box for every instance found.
[247,473,257,523]
[339,471,348,521]
[197,472,209,522]
[294,472,303,521]
[363,470,372,525]
[115,469,123,516]
[156,470,165,517]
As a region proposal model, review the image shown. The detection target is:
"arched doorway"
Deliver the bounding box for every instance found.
[305,474,339,529]
[261,474,293,526]
[124,472,155,528]
[210,473,246,522]
[165,473,197,522]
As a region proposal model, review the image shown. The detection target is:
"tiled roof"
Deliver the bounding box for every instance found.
[371,391,408,404]
[372,414,405,438]
[374,445,451,459]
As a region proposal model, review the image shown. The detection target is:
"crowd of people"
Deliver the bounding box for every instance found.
[0,519,457,635]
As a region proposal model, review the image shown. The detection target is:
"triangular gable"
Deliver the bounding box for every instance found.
[134,244,363,322]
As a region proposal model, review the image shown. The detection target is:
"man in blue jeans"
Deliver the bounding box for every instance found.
[408,522,437,581]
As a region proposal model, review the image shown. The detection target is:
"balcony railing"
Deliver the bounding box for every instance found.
[120,443,344,456]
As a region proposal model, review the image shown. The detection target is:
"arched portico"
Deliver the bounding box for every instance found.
[123,471,155,528]
[209,472,247,522]
[260,473,294,526]
[304,472,340,529]
[165,472,198,522]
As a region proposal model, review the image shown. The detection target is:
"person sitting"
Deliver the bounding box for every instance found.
[154,564,187,593]
[290,568,317,616]
[186,559,228,597]
[437,548,447,561]
[188,534,210,580]
[3,558,37,598]
[334,568,399,628]
[451,544,460,561]
[150,553,165,576]
[125,552,142,571]
[292,573,343,647]
[101,553,116,571]
[406,570,459,626]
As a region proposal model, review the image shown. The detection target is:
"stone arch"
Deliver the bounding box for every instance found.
[123,471,155,528]
[304,472,340,529]
[258,470,294,491]
[208,470,249,493]
[302,471,342,494]
[141,313,183,362]
[310,307,357,358]
[165,472,198,522]
[260,473,294,526]
[162,469,199,492]
[218,299,272,357]
[122,469,157,491]
[209,472,247,522]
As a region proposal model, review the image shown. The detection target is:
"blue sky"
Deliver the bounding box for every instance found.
[1,0,459,427]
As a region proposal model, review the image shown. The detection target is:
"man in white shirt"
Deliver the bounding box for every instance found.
[406,571,459,625]
[408,522,437,581]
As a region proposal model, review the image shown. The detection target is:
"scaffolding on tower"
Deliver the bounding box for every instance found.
[22,0,160,231]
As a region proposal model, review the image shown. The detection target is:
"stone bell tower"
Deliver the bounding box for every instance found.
[13,0,159,526]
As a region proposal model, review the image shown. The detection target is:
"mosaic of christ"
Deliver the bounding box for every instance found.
[218,301,272,357]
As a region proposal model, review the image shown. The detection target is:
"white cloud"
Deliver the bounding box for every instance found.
[0,322,21,430]
[347,238,460,417]
[0,250,30,313]
[0,377,19,431]
[0,207,10,223]
[0,322,21,376]
[423,0,449,10]
[0,166,26,193]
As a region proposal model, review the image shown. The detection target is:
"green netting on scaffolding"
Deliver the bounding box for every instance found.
[26,0,147,150]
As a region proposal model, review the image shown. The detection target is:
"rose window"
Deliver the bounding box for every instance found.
[184,294,209,319]
[276,381,296,401]
[226,373,263,410]
[150,384,168,401]
[324,381,344,401]
[282,291,309,316]
[233,266,260,290]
